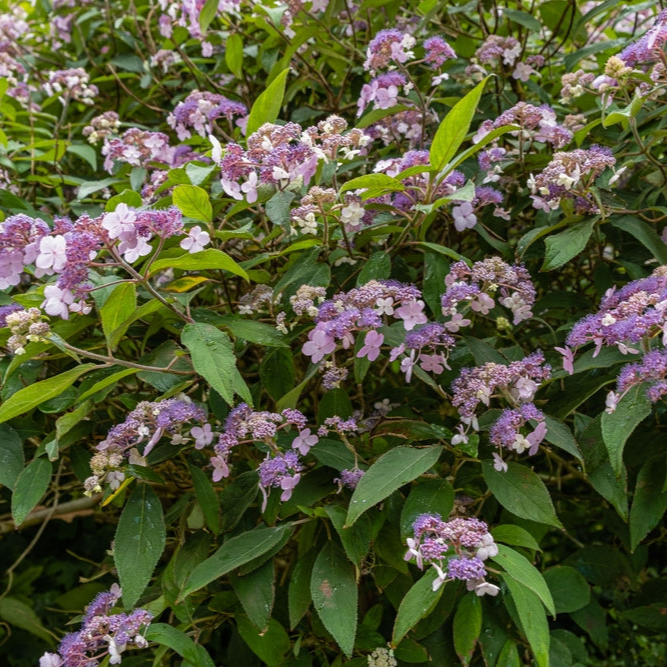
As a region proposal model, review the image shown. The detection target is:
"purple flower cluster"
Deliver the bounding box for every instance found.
[607,349,667,413]
[489,404,547,470]
[475,34,521,67]
[424,36,456,68]
[619,8,667,67]
[43,67,98,104]
[441,258,536,328]
[363,29,416,73]
[40,585,152,667]
[391,323,456,382]
[527,145,616,213]
[366,108,434,149]
[301,279,425,367]
[209,404,315,508]
[334,468,365,491]
[85,398,207,494]
[357,71,407,116]
[405,514,500,596]
[83,111,121,144]
[168,90,247,140]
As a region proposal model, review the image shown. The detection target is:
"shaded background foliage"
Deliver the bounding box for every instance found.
[0,0,666,665]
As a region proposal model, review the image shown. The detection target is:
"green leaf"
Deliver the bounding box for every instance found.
[400,478,454,541]
[453,592,482,665]
[392,569,442,646]
[245,67,291,137]
[629,456,667,550]
[172,184,213,222]
[601,384,652,477]
[105,189,143,211]
[260,348,295,400]
[496,639,521,667]
[0,596,53,644]
[181,524,291,598]
[325,505,371,567]
[149,248,248,280]
[100,283,137,347]
[145,623,215,667]
[430,76,490,171]
[108,299,165,350]
[115,484,166,608]
[55,399,93,439]
[0,424,24,490]
[67,144,97,170]
[215,315,288,347]
[543,566,590,614]
[318,388,354,424]
[346,446,442,527]
[226,33,244,78]
[357,252,391,285]
[11,457,51,526]
[542,220,595,271]
[181,322,238,406]
[491,545,555,616]
[266,190,296,229]
[231,559,275,631]
[237,616,291,666]
[503,575,550,667]
[503,8,541,30]
[482,462,563,529]
[199,0,219,33]
[219,471,259,532]
[289,549,317,629]
[0,364,96,424]
[543,416,582,460]
[77,177,123,200]
[189,463,220,535]
[78,367,139,402]
[610,216,667,264]
[491,524,541,552]
[310,542,358,658]
[339,173,405,198]
[310,438,357,471]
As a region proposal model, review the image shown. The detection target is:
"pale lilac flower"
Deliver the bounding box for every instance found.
[292,428,318,455]
[302,328,337,363]
[191,423,214,449]
[211,455,230,481]
[35,235,68,273]
[492,452,508,473]
[42,285,75,319]
[395,300,427,331]
[452,202,477,231]
[180,226,210,253]
[102,203,137,240]
[357,330,384,361]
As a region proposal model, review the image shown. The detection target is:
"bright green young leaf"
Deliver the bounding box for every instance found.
[67,144,97,170]
[173,184,213,222]
[226,33,244,78]
[496,639,521,667]
[543,566,590,614]
[0,364,96,424]
[78,367,139,402]
[339,173,405,196]
[391,569,442,646]
[542,220,595,271]
[245,67,291,137]
[108,299,165,350]
[231,560,275,631]
[311,542,358,658]
[11,457,51,526]
[181,322,238,406]
[145,623,215,667]
[55,399,92,439]
[491,524,541,552]
[115,484,166,608]
[491,545,555,616]
[430,76,490,171]
[503,575,550,667]
[453,592,482,665]
[181,524,291,598]
[0,424,24,491]
[149,248,248,280]
[199,0,219,33]
[482,462,563,529]
[629,456,667,550]
[346,446,442,526]
[105,189,142,212]
[503,8,542,30]
[601,384,652,477]
[100,282,137,347]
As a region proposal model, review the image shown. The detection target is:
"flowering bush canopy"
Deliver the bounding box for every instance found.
[0,0,667,665]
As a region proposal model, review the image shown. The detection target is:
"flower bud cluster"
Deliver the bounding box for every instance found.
[83,111,121,144]
[43,67,98,104]
[4,306,51,354]
[168,90,247,140]
[40,584,152,667]
[405,513,500,596]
